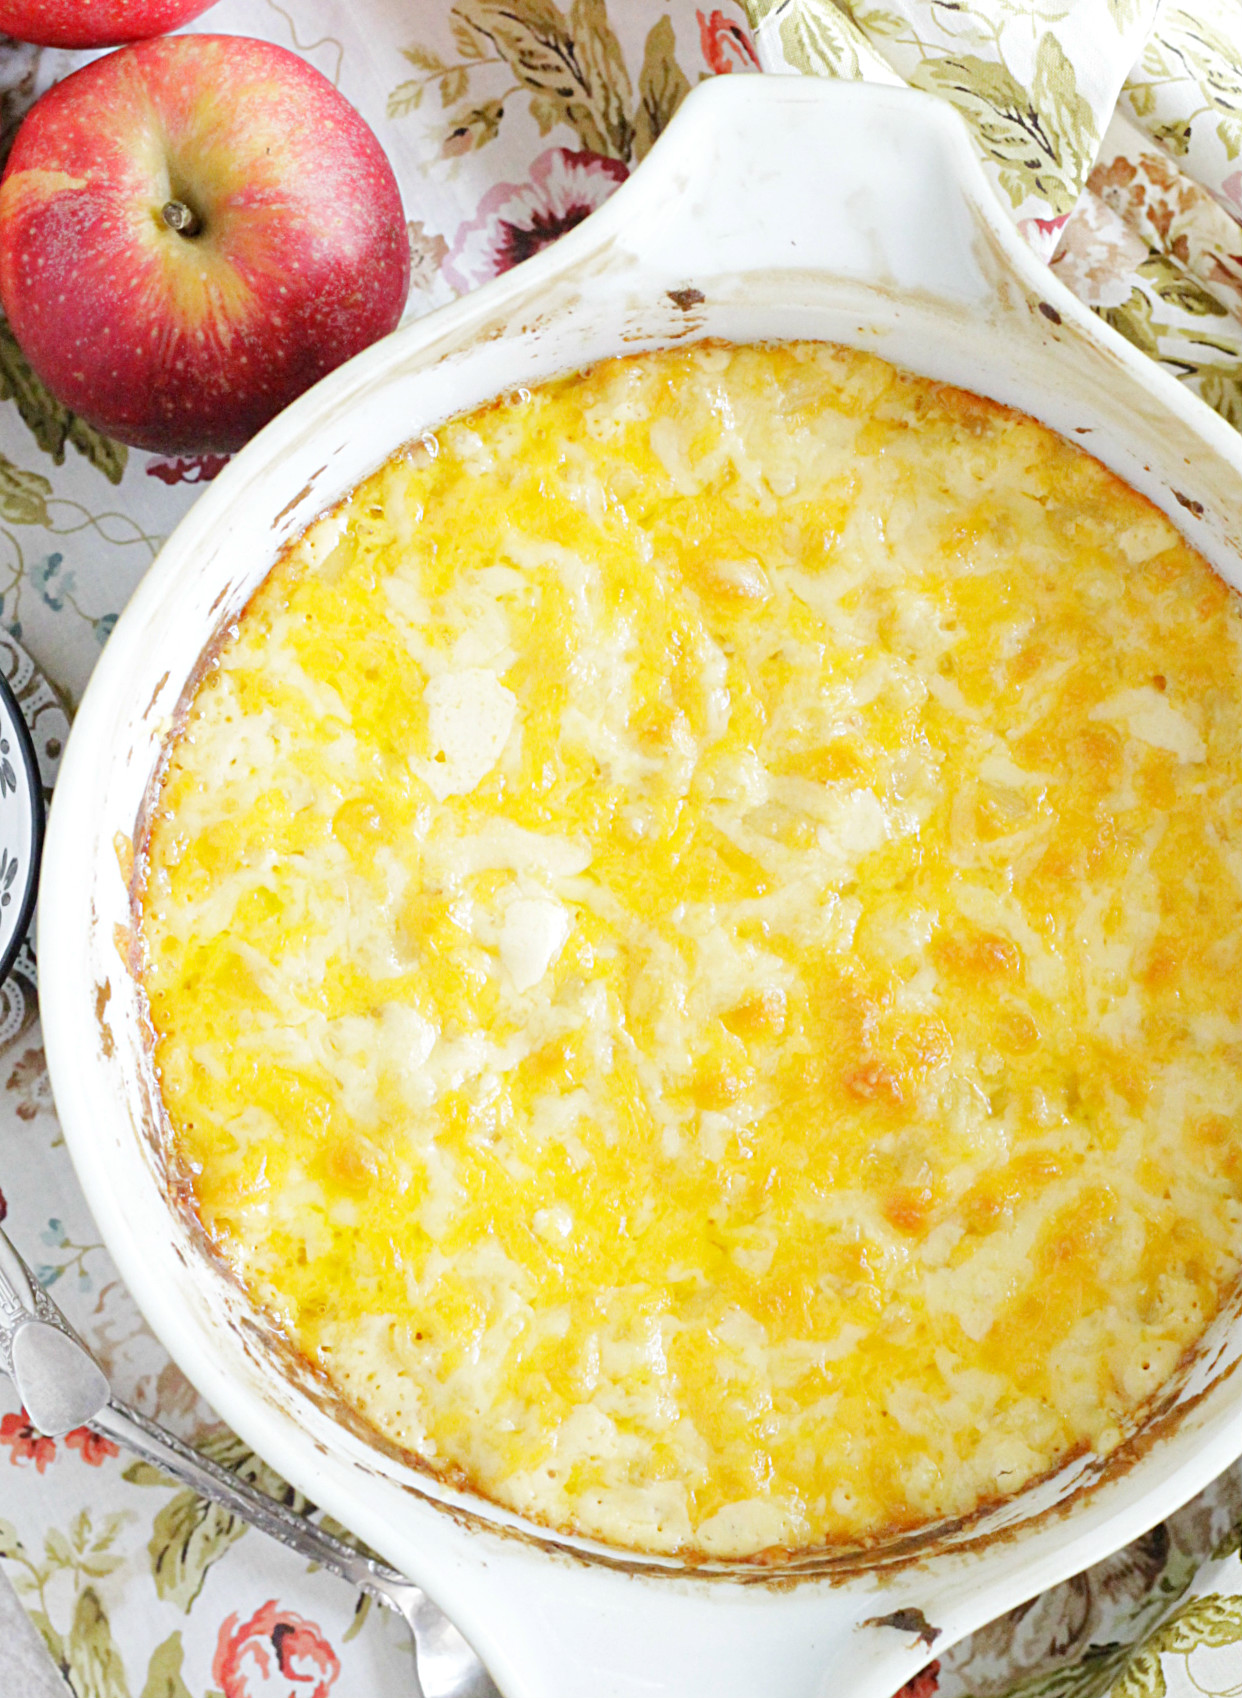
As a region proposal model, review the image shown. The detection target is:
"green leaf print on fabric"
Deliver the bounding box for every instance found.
[1110,1642,1166,1698]
[1147,1592,1242,1653]
[1106,1593,1242,1698]
[449,0,627,157]
[72,1510,126,1583]
[1150,118,1193,157]
[1137,35,1171,79]
[1096,284,1162,355]
[1137,250,1230,315]
[1031,33,1096,196]
[569,0,635,158]
[144,1431,312,1612]
[148,1485,248,1613]
[1120,4,1242,174]
[1160,8,1242,117]
[909,53,1080,211]
[849,5,905,37]
[122,1461,178,1489]
[442,97,506,154]
[387,80,427,117]
[452,12,488,58]
[0,319,127,485]
[773,0,880,79]
[139,1633,192,1698]
[1087,251,1242,428]
[388,41,471,116]
[400,41,447,71]
[530,89,561,132]
[439,65,470,105]
[0,1514,24,1559]
[396,1,697,165]
[0,455,50,526]
[2,1508,131,1679]
[67,1587,130,1698]
[634,15,692,160]
[29,1610,66,1670]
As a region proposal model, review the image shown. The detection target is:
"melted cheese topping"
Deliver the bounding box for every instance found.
[140,343,1242,1559]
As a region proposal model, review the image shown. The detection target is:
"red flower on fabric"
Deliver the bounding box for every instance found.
[894,1661,941,1698]
[0,1407,55,1472]
[443,147,629,293]
[64,1426,119,1466]
[697,9,760,73]
[213,1601,341,1698]
[146,453,230,485]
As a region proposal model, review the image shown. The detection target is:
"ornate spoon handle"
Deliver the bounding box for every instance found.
[91,1398,412,1601]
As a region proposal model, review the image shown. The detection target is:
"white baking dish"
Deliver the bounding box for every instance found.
[38,75,1242,1698]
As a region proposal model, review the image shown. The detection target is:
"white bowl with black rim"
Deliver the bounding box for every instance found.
[0,664,43,987]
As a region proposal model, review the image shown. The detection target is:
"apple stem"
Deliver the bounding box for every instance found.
[162,200,202,238]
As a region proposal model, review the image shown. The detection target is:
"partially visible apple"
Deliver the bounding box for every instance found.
[0,35,410,454]
[0,0,217,47]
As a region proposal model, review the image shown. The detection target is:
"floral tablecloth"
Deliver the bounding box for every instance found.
[3,2,1242,1696]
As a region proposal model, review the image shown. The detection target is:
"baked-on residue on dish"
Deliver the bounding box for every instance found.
[138,342,1242,1559]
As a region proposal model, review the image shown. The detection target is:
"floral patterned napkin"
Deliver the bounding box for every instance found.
[3,2,1242,1697]
[746,0,1242,429]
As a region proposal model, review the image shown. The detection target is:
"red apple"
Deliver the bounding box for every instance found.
[0,0,217,47]
[0,35,410,454]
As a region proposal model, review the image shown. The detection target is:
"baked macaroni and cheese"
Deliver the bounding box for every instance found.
[138,342,1242,1559]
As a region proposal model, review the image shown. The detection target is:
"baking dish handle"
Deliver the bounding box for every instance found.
[423,1526,947,1698]
[598,74,1002,318]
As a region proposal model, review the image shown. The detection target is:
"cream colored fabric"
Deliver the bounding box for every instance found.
[744,0,1242,428]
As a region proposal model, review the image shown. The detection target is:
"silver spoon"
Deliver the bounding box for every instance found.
[0,1224,499,1698]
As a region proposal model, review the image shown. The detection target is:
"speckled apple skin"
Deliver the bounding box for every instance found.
[0,0,217,47]
[0,35,411,453]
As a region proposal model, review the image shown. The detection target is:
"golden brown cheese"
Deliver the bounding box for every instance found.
[139,342,1242,1559]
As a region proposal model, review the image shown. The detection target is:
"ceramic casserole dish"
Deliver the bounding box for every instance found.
[38,75,1242,1698]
